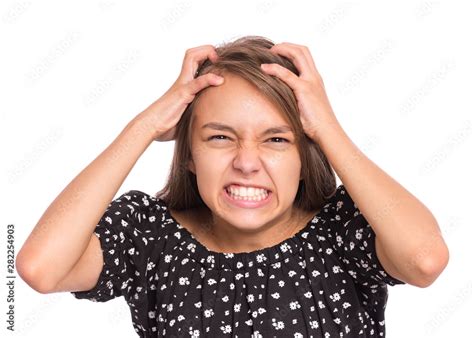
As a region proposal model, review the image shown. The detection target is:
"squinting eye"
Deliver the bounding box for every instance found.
[208,135,229,141]
[269,137,289,143]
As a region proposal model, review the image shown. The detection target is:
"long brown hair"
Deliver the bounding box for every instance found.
[155,35,336,213]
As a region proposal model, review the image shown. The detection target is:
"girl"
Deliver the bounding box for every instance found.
[17,36,449,337]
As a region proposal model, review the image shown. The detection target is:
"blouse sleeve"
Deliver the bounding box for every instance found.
[71,190,160,302]
[323,184,406,287]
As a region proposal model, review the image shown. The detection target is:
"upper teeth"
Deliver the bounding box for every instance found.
[227,185,269,197]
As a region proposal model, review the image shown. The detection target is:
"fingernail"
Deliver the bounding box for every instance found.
[260,64,269,69]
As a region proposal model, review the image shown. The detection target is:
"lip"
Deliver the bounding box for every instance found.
[222,187,272,209]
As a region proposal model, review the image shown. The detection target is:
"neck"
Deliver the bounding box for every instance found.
[202,207,312,254]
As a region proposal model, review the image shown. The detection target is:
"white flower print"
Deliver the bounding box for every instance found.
[289,301,301,310]
[256,253,266,263]
[187,243,196,253]
[272,319,285,330]
[146,262,155,271]
[280,242,290,252]
[220,324,232,334]
[179,277,190,285]
[204,309,214,318]
[330,292,341,302]
[190,329,200,337]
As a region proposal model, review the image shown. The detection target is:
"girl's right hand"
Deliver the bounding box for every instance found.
[139,45,225,142]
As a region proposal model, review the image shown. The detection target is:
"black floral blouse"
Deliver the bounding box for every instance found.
[71,184,406,337]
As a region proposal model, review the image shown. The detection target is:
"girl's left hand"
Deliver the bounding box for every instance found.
[260,42,339,142]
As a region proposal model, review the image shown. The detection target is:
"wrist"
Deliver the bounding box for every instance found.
[309,116,342,144]
[129,111,159,143]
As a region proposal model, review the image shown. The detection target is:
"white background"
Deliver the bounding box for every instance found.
[1,1,472,337]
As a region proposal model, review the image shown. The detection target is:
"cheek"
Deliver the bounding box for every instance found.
[264,151,301,175]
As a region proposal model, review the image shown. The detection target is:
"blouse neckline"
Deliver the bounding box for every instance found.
[161,203,323,270]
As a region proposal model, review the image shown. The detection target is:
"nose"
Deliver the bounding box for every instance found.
[232,144,263,175]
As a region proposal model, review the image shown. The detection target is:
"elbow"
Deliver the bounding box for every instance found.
[16,249,55,294]
[414,243,450,288]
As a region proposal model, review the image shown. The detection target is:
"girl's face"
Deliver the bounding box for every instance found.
[188,72,302,237]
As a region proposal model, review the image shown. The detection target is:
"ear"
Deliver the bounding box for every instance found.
[188,158,196,175]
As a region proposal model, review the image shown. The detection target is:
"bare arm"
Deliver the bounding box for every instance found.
[16,113,155,293]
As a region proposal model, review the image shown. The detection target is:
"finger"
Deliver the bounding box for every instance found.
[287,43,319,75]
[188,72,224,94]
[181,45,219,80]
[260,63,300,89]
[269,43,317,78]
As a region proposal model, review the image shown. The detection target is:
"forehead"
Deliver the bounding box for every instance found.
[192,73,289,128]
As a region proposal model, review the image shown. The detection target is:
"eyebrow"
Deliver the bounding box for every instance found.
[201,122,293,136]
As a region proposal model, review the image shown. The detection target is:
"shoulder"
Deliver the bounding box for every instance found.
[320,184,360,220]
[99,189,172,236]
[112,189,168,213]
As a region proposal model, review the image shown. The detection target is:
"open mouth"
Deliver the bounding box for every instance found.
[224,185,272,203]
